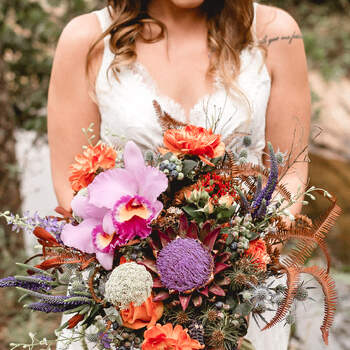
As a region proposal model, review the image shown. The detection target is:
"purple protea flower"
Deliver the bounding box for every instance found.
[156,238,213,293]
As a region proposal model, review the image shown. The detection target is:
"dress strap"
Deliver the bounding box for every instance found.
[94,7,113,33]
[252,2,259,42]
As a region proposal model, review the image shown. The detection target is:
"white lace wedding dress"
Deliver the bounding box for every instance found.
[58,3,290,350]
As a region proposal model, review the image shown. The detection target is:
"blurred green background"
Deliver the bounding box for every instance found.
[0,0,349,349]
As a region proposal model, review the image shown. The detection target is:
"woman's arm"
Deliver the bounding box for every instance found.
[257,5,311,216]
[47,13,103,211]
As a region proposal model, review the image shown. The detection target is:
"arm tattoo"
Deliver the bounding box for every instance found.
[259,31,303,47]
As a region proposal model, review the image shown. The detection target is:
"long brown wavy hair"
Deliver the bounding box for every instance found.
[87,0,255,92]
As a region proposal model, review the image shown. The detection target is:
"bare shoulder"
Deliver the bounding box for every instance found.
[255,4,303,48]
[55,12,103,56]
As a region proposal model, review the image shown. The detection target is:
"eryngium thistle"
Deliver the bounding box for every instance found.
[295,285,309,301]
[104,262,152,310]
[156,238,213,293]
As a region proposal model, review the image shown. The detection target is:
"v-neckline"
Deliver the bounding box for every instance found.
[132,61,221,123]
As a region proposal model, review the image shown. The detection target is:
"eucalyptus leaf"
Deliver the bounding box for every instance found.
[182,159,198,175]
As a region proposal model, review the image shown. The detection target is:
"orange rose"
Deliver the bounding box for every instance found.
[244,239,270,271]
[161,125,225,166]
[69,144,117,192]
[142,323,204,350]
[121,296,164,330]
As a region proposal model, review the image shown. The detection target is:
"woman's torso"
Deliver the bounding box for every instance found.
[94,3,271,165]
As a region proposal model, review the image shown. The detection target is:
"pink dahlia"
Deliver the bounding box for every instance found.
[61,141,168,270]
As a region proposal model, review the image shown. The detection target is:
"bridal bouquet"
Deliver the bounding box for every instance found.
[0,102,340,350]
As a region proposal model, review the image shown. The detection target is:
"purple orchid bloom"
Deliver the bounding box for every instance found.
[61,141,168,270]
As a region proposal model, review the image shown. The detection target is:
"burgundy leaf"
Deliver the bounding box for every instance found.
[203,227,221,250]
[179,294,192,311]
[153,291,170,302]
[216,276,231,286]
[139,259,158,274]
[209,284,226,296]
[193,295,203,307]
[158,230,171,248]
[186,222,199,239]
[153,278,163,288]
[214,263,230,275]
[179,214,189,235]
[165,227,176,240]
[199,286,209,297]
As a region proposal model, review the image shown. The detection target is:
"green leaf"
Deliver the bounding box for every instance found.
[182,159,198,175]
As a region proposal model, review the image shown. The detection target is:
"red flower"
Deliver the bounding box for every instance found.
[142,323,204,350]
[69,144,117,192]
[161,125,225,166]
[244,239,270,271]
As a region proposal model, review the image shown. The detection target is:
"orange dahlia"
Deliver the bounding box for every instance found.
[142,323,204,350]
[244,239,270,271]
[69,144,117,192]
[162,125,225,166]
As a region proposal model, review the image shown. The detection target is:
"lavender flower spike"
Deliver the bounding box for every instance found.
[26,302,71,313]
[252,143,279,216]
[0,275,53,292]
[16,288,92,306]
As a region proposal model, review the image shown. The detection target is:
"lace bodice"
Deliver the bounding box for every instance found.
[94,3,271,165]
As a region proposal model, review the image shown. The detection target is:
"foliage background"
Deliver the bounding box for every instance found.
[0,0,349,348]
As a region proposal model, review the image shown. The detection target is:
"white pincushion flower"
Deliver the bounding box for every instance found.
[104,262,153,310]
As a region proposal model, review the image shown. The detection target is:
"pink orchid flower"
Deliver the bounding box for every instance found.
[61,141,168,270]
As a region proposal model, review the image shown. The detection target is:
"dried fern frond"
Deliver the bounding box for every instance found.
[262,265,300,331]
[35,249,96,271]
[281,191,341,272]
[311,191,342,241]
[226,150,240,179]
[153,100,187,132]
[298,266,337,345]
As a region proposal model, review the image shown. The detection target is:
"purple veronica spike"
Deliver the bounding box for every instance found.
[255,199,267,220]
[156,238,213,293]
[253,175,263,202]
[26,302,72,313]
[252,143,278,217]
[16,289,92,306]
[0,275,53,292]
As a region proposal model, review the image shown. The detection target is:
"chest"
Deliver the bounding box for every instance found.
[135,37,213,121]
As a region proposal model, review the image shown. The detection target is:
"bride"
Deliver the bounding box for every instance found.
[48,0,310,349]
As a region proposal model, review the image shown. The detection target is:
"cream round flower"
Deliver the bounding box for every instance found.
[104,262,153,310]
